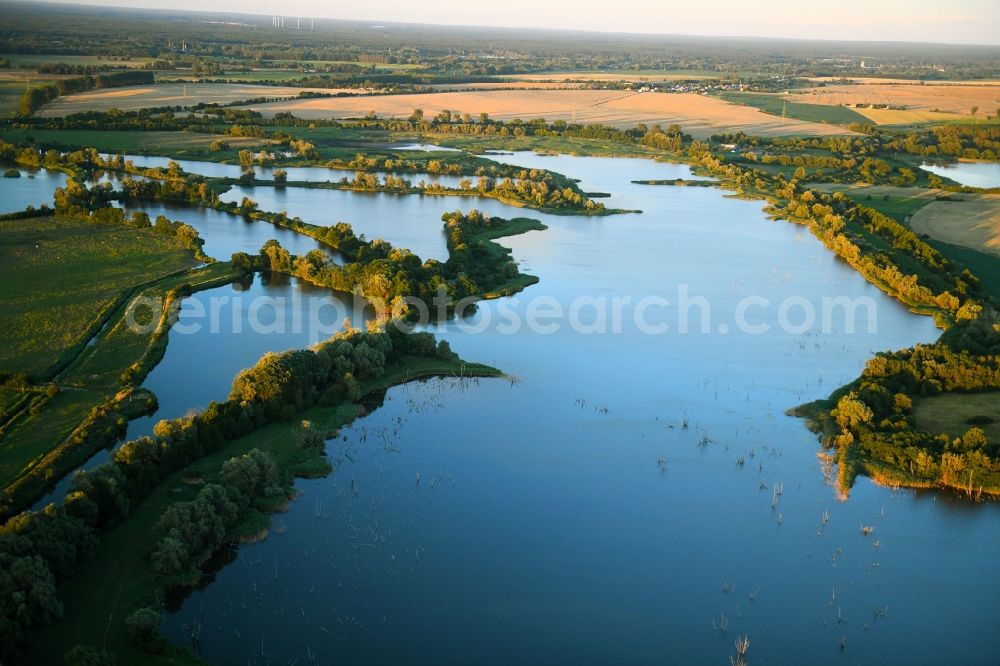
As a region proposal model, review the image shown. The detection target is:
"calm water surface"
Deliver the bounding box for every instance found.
[110,154,466,187]
[33,274,369,509]
[117,200,338,261]
[921,161,1000,188]
[153,155,998,664]
[0,167,154,213]
[6,152,996,664]
[0,168,67,212]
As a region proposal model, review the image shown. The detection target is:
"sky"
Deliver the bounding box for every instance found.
[35,0,1000,45]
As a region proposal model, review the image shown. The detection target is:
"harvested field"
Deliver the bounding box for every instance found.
[37,83,344,115]
[431,82,584,91]
[498,70,723,82]
[787,82,1000,124]
[239,89,855,137]
[807,77,1000,86]
[909,193,1000,256]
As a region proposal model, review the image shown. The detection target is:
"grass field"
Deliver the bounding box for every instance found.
[909,194,1000,257]
[787,82,1000,125]
[927,239,1000,298]
[0,127,273,154]
[36,83,337,116]
[0,77,64,118]
[239,89,855,137]
[0,261,238,510]
[719,92,870,125]
[914,392,1000,442]
[0,388,104,497]
[807,184,943,220]
[0,215,197,378]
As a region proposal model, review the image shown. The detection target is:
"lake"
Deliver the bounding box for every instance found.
[145,154,998,665]
[921,161,1000,188]
[31,273,370,510]
[0,167,153,213]
[117,200,340,261]
[0,167,66,213]
[108,154,467,188]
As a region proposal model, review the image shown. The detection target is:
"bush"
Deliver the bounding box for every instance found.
[3,168,19,178]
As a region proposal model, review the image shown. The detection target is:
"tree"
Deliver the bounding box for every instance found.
[960,427,988,452]
[833,394,873,430]
[0,550,62,648]
[124,607,164,653]
[128,211,151,228]
[231,251,254,272]
[238,149,255,172]
[64,645,116,666]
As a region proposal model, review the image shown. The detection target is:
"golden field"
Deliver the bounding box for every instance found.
[787,82,1000,125]
[239,89,854,137]
[37,83,344,116]
[909,193,1000,256]
[498,70,720,82]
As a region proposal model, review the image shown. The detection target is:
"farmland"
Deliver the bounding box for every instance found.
[497,69,727,82]
[238,89,856,137]
[786,82,1000,125]
[36,82,341,116]
[909,193,1000,256]
[718,91,871,125]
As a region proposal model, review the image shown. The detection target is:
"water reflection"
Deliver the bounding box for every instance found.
[161,154,997,665]
[920,161,1000,188]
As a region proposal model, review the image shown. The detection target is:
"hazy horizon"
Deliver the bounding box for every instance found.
[21,0,1000,46]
